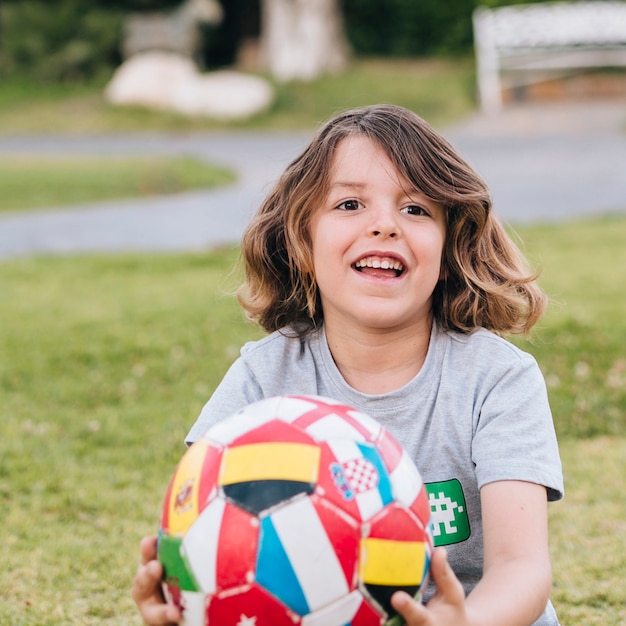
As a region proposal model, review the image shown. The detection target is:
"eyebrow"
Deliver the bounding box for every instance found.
[330,180,427,202]
[329,181,366,190]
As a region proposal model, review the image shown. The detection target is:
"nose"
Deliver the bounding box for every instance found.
[369,206,399,239]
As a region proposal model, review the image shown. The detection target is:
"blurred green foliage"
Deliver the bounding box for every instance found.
[343,0,568,56]
[0,0,194,81]
[0,0,124,81]
[0,0,568,81]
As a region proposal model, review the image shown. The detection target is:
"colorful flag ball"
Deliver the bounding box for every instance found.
[158,394,433,625]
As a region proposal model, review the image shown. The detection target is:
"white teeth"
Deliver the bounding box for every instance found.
[355,256,404,272]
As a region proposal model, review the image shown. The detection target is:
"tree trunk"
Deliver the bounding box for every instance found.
[261,0,350,82]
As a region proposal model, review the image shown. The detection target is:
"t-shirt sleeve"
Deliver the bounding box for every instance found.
[184,356,263,446]
[471,351,564,502]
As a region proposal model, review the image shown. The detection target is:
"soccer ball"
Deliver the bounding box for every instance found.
[158,394,433,626]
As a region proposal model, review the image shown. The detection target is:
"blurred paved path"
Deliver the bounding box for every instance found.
[447,100,626,225]
[0,132,311,258]
[0,100,625,259]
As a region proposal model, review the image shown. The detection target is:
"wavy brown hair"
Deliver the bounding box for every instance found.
[238,104,546,336]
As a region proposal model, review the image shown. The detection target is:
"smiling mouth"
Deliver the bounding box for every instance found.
[354,255,405,277]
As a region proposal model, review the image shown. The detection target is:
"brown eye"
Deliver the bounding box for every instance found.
[401,205,428,216]
[337,199,361,211]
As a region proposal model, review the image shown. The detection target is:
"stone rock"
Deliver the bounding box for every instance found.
[171,71,274,119]
[104,51,274,120]
[105,52,197,110]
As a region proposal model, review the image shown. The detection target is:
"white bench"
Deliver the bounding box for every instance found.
[473,1,626,113]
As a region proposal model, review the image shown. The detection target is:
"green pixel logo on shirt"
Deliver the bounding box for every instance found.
[425,479,470,546]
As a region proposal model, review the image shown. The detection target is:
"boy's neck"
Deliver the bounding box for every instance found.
[323,318,433,394]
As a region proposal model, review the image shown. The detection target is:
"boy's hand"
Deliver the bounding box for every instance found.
[391,548,468,626]
[131,536,181,626]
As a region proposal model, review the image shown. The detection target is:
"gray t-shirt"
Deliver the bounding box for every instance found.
[186,323,564,625]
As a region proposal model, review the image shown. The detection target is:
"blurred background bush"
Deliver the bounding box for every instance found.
[0,0,565,82]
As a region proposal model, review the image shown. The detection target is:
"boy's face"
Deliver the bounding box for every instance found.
[309,135,446,336]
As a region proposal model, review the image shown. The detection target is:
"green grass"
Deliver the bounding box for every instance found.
[0,214,624,624]
[0,155,235,213]
[0,251,253,625]
[549,437,626,625]
[254,57,476,130]
[0,58,476,134]
[513,216,626,437]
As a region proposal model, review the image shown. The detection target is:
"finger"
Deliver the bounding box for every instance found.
[132,560,163,600]
[391,590,430,625]
[429,548,465,605]
[132,561,181,625]
[140,600,181,626]
[140,535,159,565]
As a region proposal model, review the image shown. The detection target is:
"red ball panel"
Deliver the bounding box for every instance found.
[215,501,259,591]
[229,418,317,446]
[206,584,301,626]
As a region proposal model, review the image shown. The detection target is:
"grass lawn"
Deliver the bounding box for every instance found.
[0,155,235,214]
[0,215,624,624]
[513,216,626,437]
[549,437,626,625]
[0,58,476,134]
